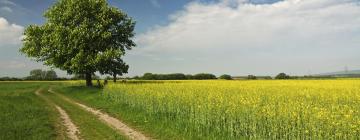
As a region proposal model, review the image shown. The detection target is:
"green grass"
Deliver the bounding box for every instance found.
[0,82,62,140]
[53,84,193,140]
[0,82,127,140]
[42,87,127,140]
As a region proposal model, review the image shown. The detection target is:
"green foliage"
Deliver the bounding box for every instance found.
[0,83,58,139]
[185,74,193,79]
[20,0,135,86]
[219,74,232,80]
[132,76,140,79]
[26,69,58,80]
[247,75,257,80]
[45,70,57,80]
[71,73,99,80]
[192,73,217,80]
[275,73,290,79]
[29,69,43,80]
[141,73,187,80]
[139,73,217,80]
[0,77,23,81]
[45,86,126,140]
[142,73,157,80]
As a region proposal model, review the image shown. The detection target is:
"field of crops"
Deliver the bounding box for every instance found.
[103,80,360,139]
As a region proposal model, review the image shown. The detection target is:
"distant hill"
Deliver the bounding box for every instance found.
[315,70,360,77]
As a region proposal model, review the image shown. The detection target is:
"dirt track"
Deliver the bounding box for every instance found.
[48,89,150,140]
[55,105,81,140]
[35,89,81,140]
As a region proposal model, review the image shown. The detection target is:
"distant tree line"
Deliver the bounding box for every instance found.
[135,73,218,80]
[25,69,58,80]
[0,69,64,81]
[219,74,232,80]
[0,70,340,81]
[0,77,23,81]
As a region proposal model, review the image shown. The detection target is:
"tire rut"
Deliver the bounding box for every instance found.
[35,89,82,140]
[48,89,150,140]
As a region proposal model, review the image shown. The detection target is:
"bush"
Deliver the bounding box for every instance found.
[139,73,217,80]
[247,75,257,80]
[141,73,187,80]
[0,77,23,81]
[219,74,232,80]
[193,73,217,80]
[185,74,193,80]
[275,73,290,79]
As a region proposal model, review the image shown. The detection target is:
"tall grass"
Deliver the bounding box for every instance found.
[0,82,58,139]
[103,80,360,139]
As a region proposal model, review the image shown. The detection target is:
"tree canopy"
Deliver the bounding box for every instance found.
[20,0,135,86]
[26,69,58,80]
[137,73,218,80]
[275,73,290,79]
[219,74,232,80]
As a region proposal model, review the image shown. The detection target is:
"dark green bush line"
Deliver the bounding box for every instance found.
[137,73,218,80]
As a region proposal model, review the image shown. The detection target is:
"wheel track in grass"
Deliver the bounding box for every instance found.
[35,89,82,140]
[48,88,151,140]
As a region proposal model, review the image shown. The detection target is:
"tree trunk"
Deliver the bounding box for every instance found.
[85,73,93,86]
[113,74,117,83]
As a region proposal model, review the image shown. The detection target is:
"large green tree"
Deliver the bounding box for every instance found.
[20,0,135,86]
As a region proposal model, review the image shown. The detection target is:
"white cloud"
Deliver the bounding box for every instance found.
[0,17,24,47]
[150,0,161,8]
[0,0,17,6]
[130,0,360,75]
[0,6,12,13]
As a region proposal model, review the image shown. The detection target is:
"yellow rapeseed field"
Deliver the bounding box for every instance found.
[104,80,360,139]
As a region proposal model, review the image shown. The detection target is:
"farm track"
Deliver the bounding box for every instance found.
[48,88,150,140]
[55,106,81,140]
[35,89,82,140]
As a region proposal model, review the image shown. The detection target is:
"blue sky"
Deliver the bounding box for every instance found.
[0,0,360,77]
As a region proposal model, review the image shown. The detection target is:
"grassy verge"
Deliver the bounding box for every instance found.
[42,86,127,140]
[0,82,63,140]
[53,84,191,140]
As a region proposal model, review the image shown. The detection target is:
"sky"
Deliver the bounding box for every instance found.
[0,0,360,77]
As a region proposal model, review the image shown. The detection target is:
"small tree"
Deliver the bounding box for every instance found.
[275,73,290,79]
[45,70,57,80]
[185,74,193,80]
[132,76,140,79]
[247,75,257,80]
[98,58,129,82]
[29,69,43,80]
[27,69,57,80]
[219,74,232,80]
[20,0,135,86]
[193,73,217,80]
[142,73,156,80]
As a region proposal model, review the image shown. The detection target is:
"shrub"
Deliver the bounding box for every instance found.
[219,74,232,80]
[275,73,290,79]
[247,75,257,80]
[193,73,217,80]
